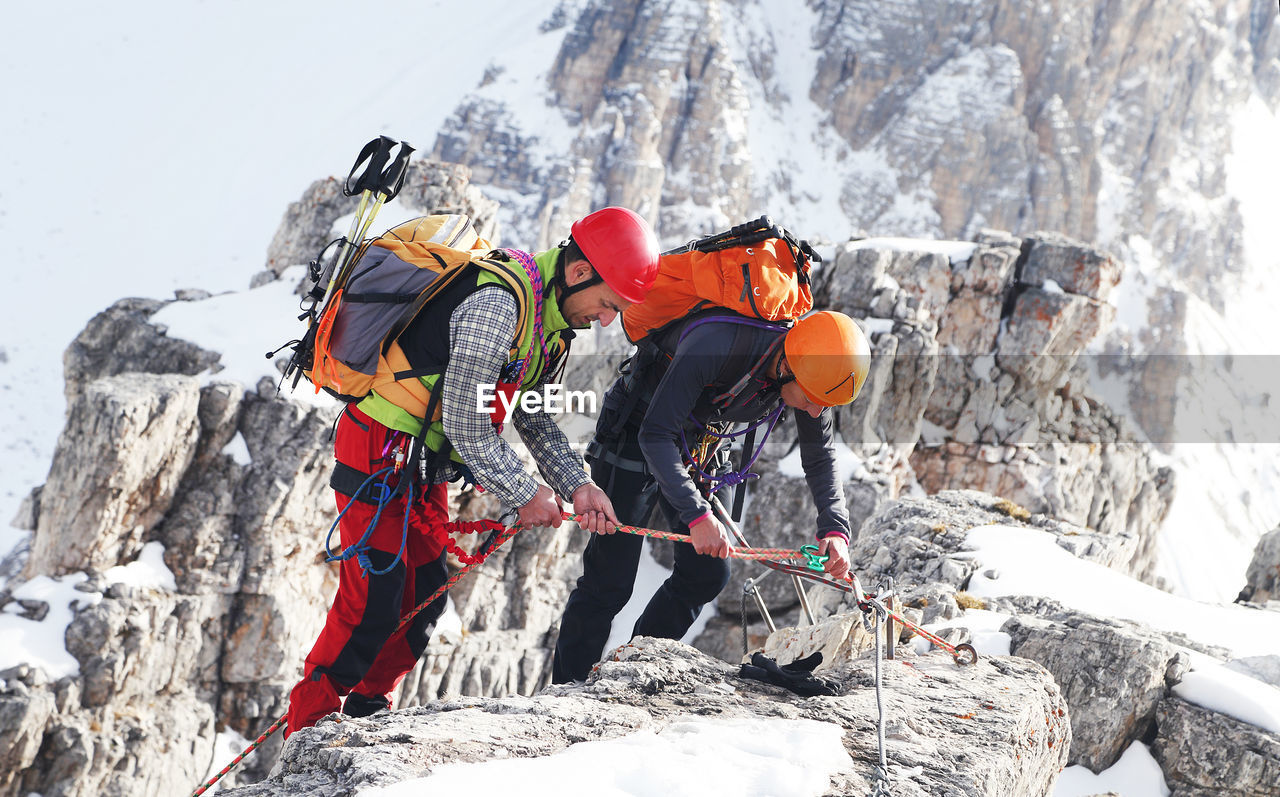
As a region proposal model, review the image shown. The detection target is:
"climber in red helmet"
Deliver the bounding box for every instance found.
[287,206,659,736]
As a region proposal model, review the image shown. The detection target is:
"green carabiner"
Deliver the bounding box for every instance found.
[799,544,828,572]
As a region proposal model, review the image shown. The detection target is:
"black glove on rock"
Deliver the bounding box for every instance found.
[739,651,840,697]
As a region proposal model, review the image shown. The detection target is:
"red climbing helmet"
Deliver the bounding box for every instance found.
[570,207,660,304]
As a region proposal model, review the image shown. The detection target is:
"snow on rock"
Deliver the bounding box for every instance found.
[369,716,848,797]
[1054,741,1170,797]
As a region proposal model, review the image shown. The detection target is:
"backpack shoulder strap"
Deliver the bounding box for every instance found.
[472,250,536,351]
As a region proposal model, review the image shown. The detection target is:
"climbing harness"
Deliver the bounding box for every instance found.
[671,315,790,496]
[189,514,521,797]
[680,403,785,496]
[323,465,409,576]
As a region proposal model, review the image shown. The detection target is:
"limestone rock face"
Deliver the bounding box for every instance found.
[806,231,1172,578]
[1152,696,1280,796]
[427,0,1279,449]
[220,636,1070,797]
[1238,527,1280,603]
[1002,603,1190,771]
[433,0,1276,312]
[25,375,202,578]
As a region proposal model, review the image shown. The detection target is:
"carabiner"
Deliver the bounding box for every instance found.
[799,543,828,572]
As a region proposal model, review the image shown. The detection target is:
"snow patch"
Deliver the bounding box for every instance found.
[844,237,978,264]
[221,432,252,466]
[0,573,101,678]
[602,539,716,656]
[365,716,851,797]
[149,266,340,410]
[1054,741,1170,797]
[103,541,177,591]
[963,524,1280,733]
[777,434,865,482]
[201,725,255,796]
[1173,652,1280,735]
[913,608,1013,658]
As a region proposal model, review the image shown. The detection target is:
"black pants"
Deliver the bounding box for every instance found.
[552,421,731,683]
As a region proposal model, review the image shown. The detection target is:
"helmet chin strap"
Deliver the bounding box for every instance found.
[551,245,603,301]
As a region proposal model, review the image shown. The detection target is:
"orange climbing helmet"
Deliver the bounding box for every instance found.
[570,207,660,304]
[783,311,872,406]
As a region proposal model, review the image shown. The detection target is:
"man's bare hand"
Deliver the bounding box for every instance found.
[518,484,564,528]
[572,482,617,534]
[819,535,850,579]
[689,514,733,558]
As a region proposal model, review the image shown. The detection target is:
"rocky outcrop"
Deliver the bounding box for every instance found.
[221,636,1071,797]
[811,232,1173,580]
[25,375,202,578]
[1001,601,1190,772]
[1152,696,1280,796]
[1238,527,1280,604]
[61,298,220,407]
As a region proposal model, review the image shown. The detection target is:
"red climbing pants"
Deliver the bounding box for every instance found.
[286,406,451,737]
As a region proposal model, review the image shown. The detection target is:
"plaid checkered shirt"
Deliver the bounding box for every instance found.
[435,285,590,509]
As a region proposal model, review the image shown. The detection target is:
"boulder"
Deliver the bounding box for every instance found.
[1237,527,1280,604]
[1001,603,1189,771]
[1152,696,1280,796]
[25,374,202,578]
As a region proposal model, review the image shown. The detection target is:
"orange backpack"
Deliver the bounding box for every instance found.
[621,216,819,344]
[284,214,538,408]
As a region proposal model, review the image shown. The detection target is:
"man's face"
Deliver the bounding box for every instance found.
[780,380,824,418]
[560,259,632,328]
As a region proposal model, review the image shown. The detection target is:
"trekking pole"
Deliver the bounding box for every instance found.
[345,138,414,261]
[318,136,415,301]
[310,136,392,301]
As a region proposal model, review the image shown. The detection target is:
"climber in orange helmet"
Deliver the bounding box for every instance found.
[554,308,871,683]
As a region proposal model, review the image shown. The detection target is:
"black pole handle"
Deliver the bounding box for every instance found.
[344,136,396,197]
[664,215,781,255]
[730,215,773,237]
[378,140,415,201]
